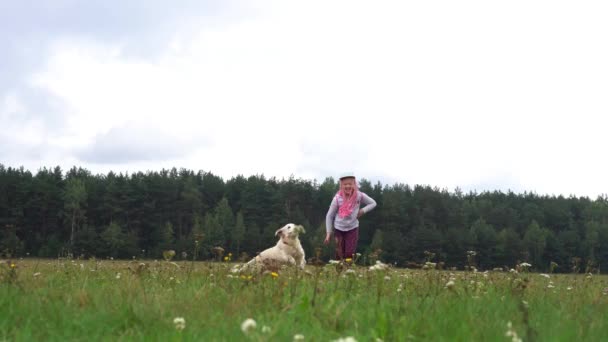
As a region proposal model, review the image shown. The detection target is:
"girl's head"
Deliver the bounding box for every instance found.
[339,176,357,196]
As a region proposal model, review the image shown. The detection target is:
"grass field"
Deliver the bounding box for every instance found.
[1,258,607,341]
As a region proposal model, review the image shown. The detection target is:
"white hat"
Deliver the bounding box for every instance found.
[339,171,356,180]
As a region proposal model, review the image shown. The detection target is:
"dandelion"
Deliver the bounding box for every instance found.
[10,263,16,269]
[345,258,353,263]
[271,272,279,278]
[293,334,305,341]
[224,256,229,262]
[262,325,271,334]
[241,318,257,334]
[173,317,186,330]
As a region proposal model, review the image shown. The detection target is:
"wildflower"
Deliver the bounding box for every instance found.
[33,272,41,277]
[369,260,388,271]
[271,272,279,278]
[603,287,608,296]
[345,269,356,275]
[384,276,391,281]
[519,262,531,268]
[547,282,555,289]
[332,337,357,342]
[345,258,353,263]
[329,260,340,265]
[445,280,455,289]
[567,286,573,291]
[116,273,121,279]
[173,317,186,330]
[293,334,305,341]
[540,273,550,279]
[10,263,16,269]
[241,318,257,334]
[262,325,271,334]
[224,256,229,262]
[505,321,522,342]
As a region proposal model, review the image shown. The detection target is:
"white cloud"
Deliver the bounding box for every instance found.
[3,0,608,197]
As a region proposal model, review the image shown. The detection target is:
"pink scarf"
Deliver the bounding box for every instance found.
[337,181,359,218]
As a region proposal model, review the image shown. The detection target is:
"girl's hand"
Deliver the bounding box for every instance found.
[357,209,365,218]
[323,232,332,245]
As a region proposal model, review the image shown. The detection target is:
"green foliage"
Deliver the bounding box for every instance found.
[2,163,608,272]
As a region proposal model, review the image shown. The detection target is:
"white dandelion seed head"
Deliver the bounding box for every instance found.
[332,337,357,342]
[173,317,186,330]
[241,318,257,334]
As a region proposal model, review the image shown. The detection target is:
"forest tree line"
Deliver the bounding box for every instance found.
[1,164,608,273]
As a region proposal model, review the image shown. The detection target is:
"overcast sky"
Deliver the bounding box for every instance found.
[1,1,607,197]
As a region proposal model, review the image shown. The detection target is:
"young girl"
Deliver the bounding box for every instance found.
[324,172,377,260]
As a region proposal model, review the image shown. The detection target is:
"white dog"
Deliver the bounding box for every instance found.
[233,223,306,274]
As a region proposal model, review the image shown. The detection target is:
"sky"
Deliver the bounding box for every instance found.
[1,1,607,198]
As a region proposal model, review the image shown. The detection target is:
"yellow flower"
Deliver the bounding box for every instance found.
[240,275,247,280]
[345,258,352,263]
[228,252,233,257]
[224,256,229,262]
[10,263,16,268]
[271,272,279,278]
[247,275,253,280]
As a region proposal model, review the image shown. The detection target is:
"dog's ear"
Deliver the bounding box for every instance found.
[275,227,284,237]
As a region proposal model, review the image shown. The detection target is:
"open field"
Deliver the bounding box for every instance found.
[1,258,607,341]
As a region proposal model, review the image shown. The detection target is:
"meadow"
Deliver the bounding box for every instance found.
[1,257,607,342]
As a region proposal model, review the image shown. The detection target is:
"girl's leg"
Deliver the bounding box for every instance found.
[334,229,345,260]
[344,227,359,259]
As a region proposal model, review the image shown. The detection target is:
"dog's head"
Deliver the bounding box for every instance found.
[275,223,306,243]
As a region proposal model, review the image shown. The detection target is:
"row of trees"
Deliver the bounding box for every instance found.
[1,164,608,272]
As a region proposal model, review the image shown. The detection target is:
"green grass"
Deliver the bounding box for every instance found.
[1,259,607,341]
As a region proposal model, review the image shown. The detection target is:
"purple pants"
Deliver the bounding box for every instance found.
[334,228,359,260]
